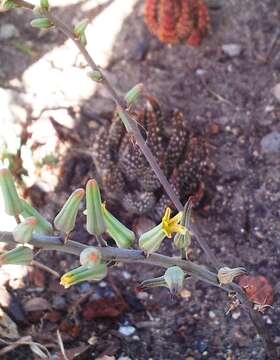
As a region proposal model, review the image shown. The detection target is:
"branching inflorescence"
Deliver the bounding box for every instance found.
[0,0,277,357]
[144,0,210,47]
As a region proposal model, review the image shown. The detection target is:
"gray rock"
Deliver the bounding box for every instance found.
[222,44,242,57]
[118,325,136,336]
[261,131,280,153]
[0,24,19,40]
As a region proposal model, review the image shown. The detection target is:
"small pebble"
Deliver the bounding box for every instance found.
[99,281,107,288]
[261,131,280,153]
[196,339,208,353]
[0,24,19,40]
[136,291,148,300]
[118,325,136,336]
[232,311,241,320]
[209,310,216,319]
[180,289,192,299]
[88,335,97,345]
[122,271,131,280]
[222,44,242,57]
[264,316,272,325]
[195,69,207,76]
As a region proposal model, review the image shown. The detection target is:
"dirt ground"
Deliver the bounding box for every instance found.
[0,0,280,359]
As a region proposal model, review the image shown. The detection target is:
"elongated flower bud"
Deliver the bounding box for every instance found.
[21,199,53,235]
[163,266,185,295]
[102,204,135,248]
[86,179,106,236]
[54,188,85,234]
[0,246,33,266]
[40,0,49,11]
[60,263,107,288]
[30,18,53,29]
[139,223,165,254]
[13,217,37,244]
[125,83,144,107]
[218,267,247,285]
[0,168,22,216]
[80,247,101,268]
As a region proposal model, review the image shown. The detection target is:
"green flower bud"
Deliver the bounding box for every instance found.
[217,267,247,285]
[1,0,17,10]
[87,70,103,82]
[60,263,107,288]
[74,19,88,39]
[86,179,106,236]
[124,83,144,107]
[40,0,49,11]
[21,199,53,235]
[102,204,135,248]
[0,246,33,266]
[30,18,53,29]
[174,199,192,252]
[80,247,101,268]
[0,168,22,216]
[13,217,38,244]
[54,188,85,234]
[163,266,185,295]
[139,223,165,255]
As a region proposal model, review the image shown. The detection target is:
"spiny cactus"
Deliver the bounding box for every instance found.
[144,0,210,47]
[92,97,209,220]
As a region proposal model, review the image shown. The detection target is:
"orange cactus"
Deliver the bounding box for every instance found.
[144,0,210,47]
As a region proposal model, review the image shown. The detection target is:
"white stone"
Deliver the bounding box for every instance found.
[222,44,242,57]
[232,311,240,320]
[118,325,136,336]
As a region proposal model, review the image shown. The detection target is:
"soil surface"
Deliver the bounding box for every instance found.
[0,0,280,359]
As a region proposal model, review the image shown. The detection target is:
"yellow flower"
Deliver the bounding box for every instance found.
[162,208,186,238]
[139,207,187,254]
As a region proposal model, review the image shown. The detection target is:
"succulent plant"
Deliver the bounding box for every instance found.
[144,0,210,47]
[92,97,209,220]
